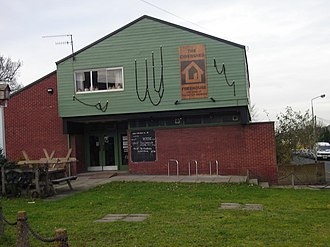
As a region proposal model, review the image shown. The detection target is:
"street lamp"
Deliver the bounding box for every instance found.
[310,94,326,162]
[311,94,325,121]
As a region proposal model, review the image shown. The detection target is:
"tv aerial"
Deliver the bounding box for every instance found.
[42,34,74,57]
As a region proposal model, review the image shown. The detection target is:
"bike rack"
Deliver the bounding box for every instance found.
[188,160,198,176]
[167,159,179,176]
[209,160,219,176]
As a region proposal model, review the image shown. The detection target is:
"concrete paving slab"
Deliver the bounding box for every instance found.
[243,204,263,211]
[95,214,149,222]
[220,203,263,211]
[228,176,247,183]
[220,203,241,209]
[125,176,154,182]
[259,182,269,188]
[122,214,149,222]
[95,214,126,222]
[249,179,259,185]
[148,176,179,182]
[196,176,217,183]
[180,176,202,183]
[110,176,146,182]
[213,176,231,183]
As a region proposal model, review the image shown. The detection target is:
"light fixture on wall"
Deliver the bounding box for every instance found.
[47,88,54,95]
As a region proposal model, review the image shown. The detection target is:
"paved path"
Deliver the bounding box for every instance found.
[47,171,330,200]
[47,172,247,200]
[109,174,247,183]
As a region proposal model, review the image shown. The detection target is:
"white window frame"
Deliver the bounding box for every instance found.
[74,67,124,93]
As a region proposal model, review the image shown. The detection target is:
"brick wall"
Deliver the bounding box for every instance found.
[4,71,69,161]
[3,70,277,182]
[71,134,86,174]
[128,123,278,183]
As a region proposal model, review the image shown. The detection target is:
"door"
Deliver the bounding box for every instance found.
[120,133,129,170]
[88,134,117,171]
[103,135,115,167]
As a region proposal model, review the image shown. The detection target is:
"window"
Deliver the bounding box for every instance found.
[75,67,124,93]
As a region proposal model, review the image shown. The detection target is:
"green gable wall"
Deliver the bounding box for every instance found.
[57,16,250,118]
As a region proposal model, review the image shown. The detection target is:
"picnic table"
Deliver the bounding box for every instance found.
[13,149,78,198]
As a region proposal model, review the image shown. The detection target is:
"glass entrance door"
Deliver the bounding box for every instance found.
[104,135,115,166]
[89,136,100,168]
[88,134,117,171]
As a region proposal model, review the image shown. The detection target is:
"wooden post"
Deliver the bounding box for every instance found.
[291,173,295,188]
[35,167,40,197]
[0,205,3,236]
[16,211,29,247]
[55,228,69,247]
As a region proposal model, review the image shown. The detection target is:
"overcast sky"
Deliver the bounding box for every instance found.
[1,0,330,124]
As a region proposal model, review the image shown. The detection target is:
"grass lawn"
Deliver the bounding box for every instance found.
[1,182,330,246]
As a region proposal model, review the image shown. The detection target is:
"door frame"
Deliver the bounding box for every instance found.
[87,132,117,171]
[84,123,128,171]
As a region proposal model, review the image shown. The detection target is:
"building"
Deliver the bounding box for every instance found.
[4,16,277,182]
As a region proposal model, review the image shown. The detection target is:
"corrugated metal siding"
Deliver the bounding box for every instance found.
[57,18,250,117]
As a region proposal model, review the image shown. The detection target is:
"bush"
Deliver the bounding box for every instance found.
[276,107,314,164]
[0,148,6,167]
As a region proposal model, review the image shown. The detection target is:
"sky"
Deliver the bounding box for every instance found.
[1,0,330,125]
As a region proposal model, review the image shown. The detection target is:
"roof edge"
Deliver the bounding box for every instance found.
[56,15,147,65]
[145,15,245,48]
[10,70,57,98]
[56,15,245,65]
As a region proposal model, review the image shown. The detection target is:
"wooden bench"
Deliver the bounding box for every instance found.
[42,149,78,191]
[16,149,78,197]
[51,176,77,190]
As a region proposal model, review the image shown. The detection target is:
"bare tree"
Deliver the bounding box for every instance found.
[250,103,258,121]
[0,55,23,92]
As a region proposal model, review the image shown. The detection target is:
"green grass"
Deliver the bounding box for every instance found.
[1,182,330,246]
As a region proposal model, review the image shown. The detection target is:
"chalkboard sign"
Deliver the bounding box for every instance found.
[131,130,156,162]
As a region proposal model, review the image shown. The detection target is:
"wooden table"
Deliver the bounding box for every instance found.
[15,149,77,198]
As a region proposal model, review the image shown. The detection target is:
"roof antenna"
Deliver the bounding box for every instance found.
[42,34,75,59]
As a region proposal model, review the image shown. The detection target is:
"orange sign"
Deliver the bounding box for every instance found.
[179,44,208,100]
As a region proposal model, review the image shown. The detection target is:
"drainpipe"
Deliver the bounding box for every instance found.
[67,134,72,176]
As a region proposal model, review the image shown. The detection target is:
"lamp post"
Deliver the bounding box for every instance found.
[310,94,326,161]
[311,94,326,123]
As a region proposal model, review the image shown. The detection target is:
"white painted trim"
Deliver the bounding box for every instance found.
[74,67,124,93]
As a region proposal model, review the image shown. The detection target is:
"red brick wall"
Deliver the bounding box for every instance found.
[71,134,86,174]
[128,123,278,183]
[3,70,277,182]
[4,72,69,161]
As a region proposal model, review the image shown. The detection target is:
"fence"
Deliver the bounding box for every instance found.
[277,163,326,185]
[0,205,69,246]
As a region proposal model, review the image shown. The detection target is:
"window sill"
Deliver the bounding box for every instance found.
[76,89,124,94]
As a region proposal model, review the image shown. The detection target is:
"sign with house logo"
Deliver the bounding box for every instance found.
[179,44,208,100]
